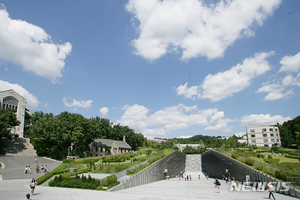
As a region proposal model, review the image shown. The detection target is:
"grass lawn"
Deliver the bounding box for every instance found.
[261,153,299,163]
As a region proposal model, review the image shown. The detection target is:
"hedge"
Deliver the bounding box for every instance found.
[285,154,300,159]
[36,169,69,185]
[265,158,280,164]
[49,174,119,190]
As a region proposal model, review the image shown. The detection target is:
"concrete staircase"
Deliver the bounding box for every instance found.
[185,154,201,172]
[3,137,37,156]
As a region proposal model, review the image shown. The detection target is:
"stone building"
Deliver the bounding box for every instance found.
[88,136,131,157]
[0,89,27,138]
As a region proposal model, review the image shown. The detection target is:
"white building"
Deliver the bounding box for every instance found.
[175,143,205,152]
[149,137,168,143]
[245,125,281,147]
[0,89,27,138]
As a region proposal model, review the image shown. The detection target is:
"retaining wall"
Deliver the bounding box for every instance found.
[201,149,300,198]
[109,151,186,192]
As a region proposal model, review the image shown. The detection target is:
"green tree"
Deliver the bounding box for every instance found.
[0,108,21,153]
[0,108,21,139]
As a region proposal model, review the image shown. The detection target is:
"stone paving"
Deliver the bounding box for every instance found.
[0,171,298,200]
[1,153,299,200]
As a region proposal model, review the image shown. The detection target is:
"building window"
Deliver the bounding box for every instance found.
[264,139,268,143]
[250,129,255,133]
[251,134,255,138]
[263,134,267,138]
[252,139,256,143]
[95,147,98,152]
[269,128,273,132]
[270,134,274,137]
[262,128,267,132]
[271,139,275,142]
[276,134,279,137]
[264,144,269,147]
[275,128,278,132]
[277,139,279,142]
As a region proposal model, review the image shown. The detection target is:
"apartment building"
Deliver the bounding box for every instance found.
[245,125,281,147]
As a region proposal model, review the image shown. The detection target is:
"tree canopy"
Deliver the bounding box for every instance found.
[277,115,300,147]
[0,108,21,153]
[29,111,145,159]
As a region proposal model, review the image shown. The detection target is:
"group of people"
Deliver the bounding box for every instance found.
[24,165,48,174]
[36,164,48,173]
[177,174,194,181]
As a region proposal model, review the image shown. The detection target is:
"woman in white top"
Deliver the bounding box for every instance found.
[30,178,36,195]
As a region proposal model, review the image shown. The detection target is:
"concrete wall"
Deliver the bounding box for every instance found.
[201,149,300,198]
[109,151,186,191]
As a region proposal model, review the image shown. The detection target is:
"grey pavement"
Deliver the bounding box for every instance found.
[0,155,61,180]
[1,154,298,200]
[0,172,298,200]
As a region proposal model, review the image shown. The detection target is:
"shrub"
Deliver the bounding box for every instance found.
[266,158,280,164]
[245,159,255,166]
[231,153,239,159]
[49,174,100,189]
[63,159,75,163]
[106,175,117,186]
[254,163,264,170]
[275,170,287,180]
[102,179,108,187]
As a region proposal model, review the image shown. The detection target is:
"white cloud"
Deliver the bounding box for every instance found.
[117,103,233,137]
[176,52,273,101]
[0,80,39,109]
[126,0,280,60]
[0,6,72,82]
[279,52,300,73]
[63,97,92,109]
[99,107,109,117]
[257,52,300,100]
[256,82,293,101]
[205,123,232,132]
[176,83,201,99]
[178,135,193,139]
[240,114,291,127]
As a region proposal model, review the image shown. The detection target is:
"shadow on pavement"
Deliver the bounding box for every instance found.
[3,137,27,154]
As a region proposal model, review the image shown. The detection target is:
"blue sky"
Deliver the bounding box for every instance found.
[1,0,300,139]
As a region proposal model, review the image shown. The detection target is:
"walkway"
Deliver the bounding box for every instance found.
[0,173,297,200]
[1,152,298,200]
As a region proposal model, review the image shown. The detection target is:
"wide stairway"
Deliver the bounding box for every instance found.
[185,154,201,172]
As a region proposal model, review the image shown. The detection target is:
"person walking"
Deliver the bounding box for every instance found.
[214,178,221,193]
[30,178,37,196]
[267,182,276,199]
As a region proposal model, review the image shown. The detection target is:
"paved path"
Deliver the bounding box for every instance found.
[0,172,298,200]
[0,155,61,180]
[1,154,298,200]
